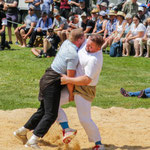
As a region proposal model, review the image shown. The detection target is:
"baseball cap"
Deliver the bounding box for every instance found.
[138,7,144,12]
[81,12,87,17]
[109,3,115,8]
[100,2,107,7]
[41,11,47,17]
[99,11,106,16]
[140,3,147,8]
[125,13,132,19]
[54,12,60,17]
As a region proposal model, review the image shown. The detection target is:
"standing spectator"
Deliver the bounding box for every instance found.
[74,0,90,16]
[31,27,60,58]
[60,0,71,19]
[4,0,18,44]
[27,12,52,47]
[122,0,138,16]
[124,15,146,57]
[0,2,10,50]
[15,5,38,47]
[41,0,54,16]
[68,0,79,13]
[25,0,43,18]
[53,12,68,42]
[81,12,95,34]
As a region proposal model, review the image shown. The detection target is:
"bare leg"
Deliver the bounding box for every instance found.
[125,42,131,56]
[43,38,51,53]
[134,40,140,57]
[14,28,23,45]
[139,39,144,57]
[20,29,26,47]
[14,27,18,43]
[31,48,41,57]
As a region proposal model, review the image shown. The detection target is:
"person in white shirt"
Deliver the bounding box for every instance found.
[57,34,105,150]
[124,15,146,57]
[139,17,150,57]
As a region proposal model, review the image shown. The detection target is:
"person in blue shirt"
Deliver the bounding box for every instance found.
[41,0,54,16]
[14,5,38,47]
[25,0,43,18]
[27,11,52,47]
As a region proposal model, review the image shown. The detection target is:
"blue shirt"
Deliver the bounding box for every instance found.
[28,0,41,11]
[51,40,78,74]
[41,0,53,14]
[25,14,38,29]
[106,19,117,36]
[35,17,52,31]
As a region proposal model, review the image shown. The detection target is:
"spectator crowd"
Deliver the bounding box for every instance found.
[1,0,150,58]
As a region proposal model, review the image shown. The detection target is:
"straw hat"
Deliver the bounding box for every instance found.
[91,8,99,14]
[108,10,116,16]
[117,11,125,17]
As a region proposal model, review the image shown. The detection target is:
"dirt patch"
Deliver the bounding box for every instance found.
[0,107,150,150]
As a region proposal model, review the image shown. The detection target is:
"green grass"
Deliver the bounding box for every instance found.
[0,33,150,110]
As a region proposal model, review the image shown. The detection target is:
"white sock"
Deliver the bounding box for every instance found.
[17,126,29,135]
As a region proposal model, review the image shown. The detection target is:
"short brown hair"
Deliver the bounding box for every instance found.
[89,34,104,47]
[69,29,84,42]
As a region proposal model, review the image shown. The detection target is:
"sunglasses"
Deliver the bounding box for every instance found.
[48,30,53,32]
[29,9,33,11]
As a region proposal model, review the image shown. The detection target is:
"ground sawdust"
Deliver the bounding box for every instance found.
[0,107,150,150]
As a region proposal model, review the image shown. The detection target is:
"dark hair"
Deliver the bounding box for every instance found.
[89,34,104,47]
[133,15,142,23]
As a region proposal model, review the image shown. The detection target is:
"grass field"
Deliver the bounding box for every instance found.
[0,33,150,110]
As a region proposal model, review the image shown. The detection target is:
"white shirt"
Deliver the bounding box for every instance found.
[130,23,146,36]
[76,40,103,86]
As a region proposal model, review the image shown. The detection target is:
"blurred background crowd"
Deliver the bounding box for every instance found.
[0,0,150,58]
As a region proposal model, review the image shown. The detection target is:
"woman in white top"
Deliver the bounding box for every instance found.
[113,11,126,43]
[124,15,146,57]
[139,17,150,57]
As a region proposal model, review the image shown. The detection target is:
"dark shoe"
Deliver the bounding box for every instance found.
[0,47,4,51]
[8,41,13,44]
[43,53,47,58]
[5,41,11,49]
[27,44,33,48]
[138,90,147,98]
[120,88,130,97]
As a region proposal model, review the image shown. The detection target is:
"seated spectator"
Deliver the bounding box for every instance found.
[122,13,133,56]
[120,87,150,98]
[0,3,10,50]
[96,0,109,9]
[97,2,109,14]
[31,27,60,58]
[80,12,95,35]
[123,15,146,57]
[41,0,54,16]
[108,3,115,10]
[113,11,126,43]
[74,0,90,16]
[101,10,117,50]
[139,18,150,57]
[53,12,68,42]
[15,6,38,47]
[25,0,43,18]
[92,11,107,35]
[90,8,99,22]
[60,0,71,19]
[140,3,150,20]
[27,12,52,47]
[53,0,60,10]
[138,7,147,25]
[4,0,18,44]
